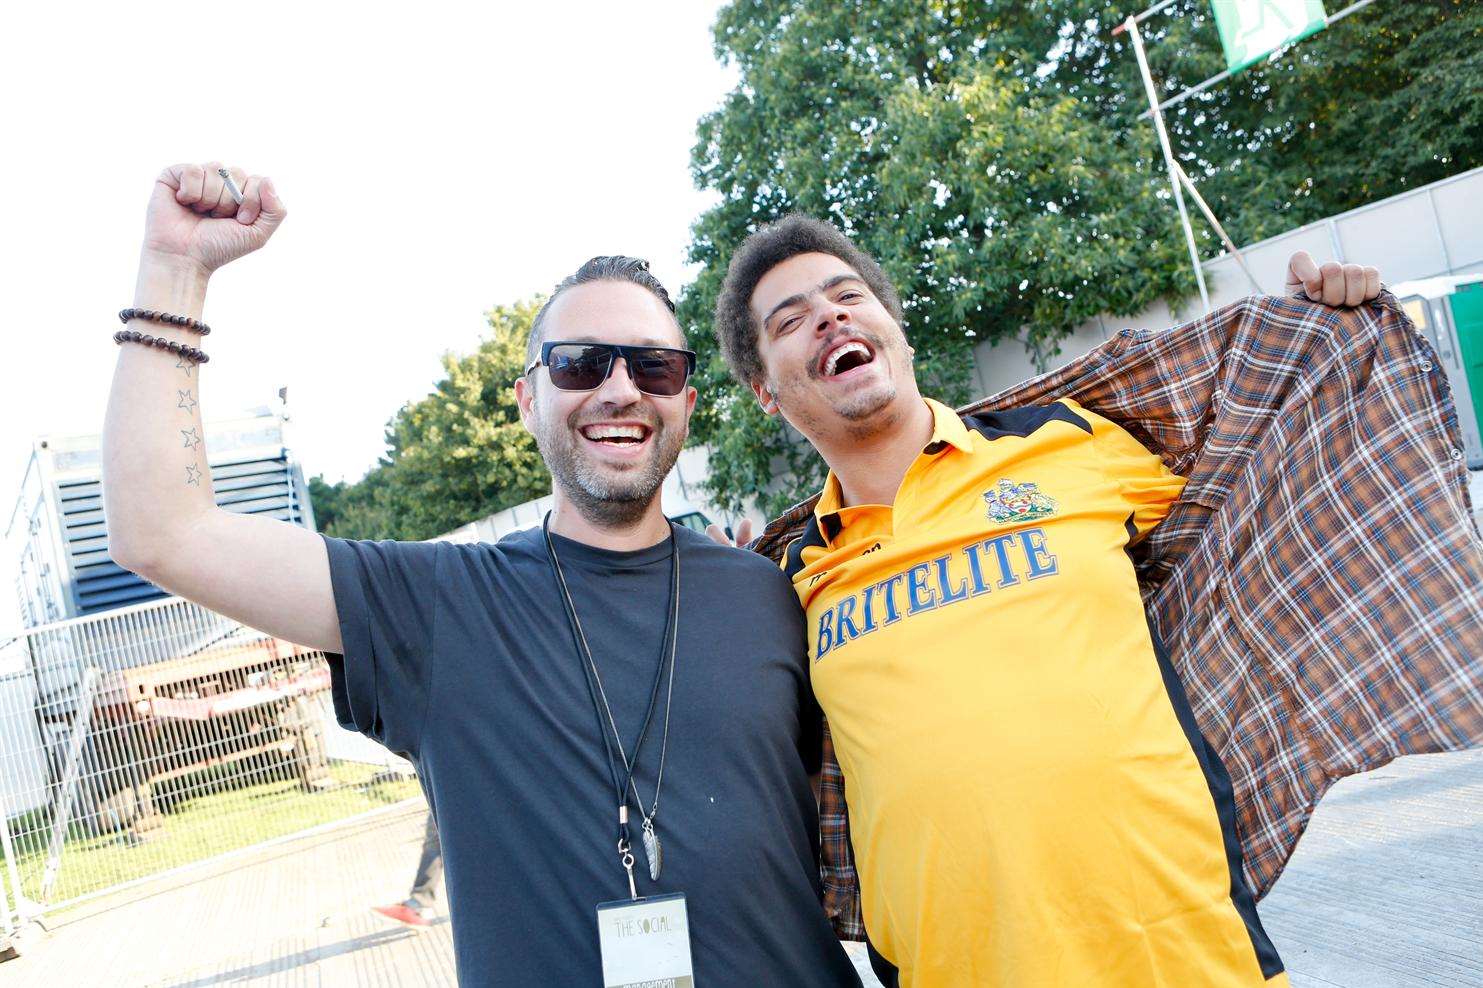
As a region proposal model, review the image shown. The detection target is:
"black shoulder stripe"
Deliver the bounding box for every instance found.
[961,402,1092,440]
[782,515,829,581]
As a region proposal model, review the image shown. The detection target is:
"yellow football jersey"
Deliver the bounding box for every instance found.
[785,398,1287,987]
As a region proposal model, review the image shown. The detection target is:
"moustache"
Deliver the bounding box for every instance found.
[566,404,663,432]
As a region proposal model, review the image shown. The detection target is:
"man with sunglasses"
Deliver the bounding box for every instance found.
[708,216,1479,986]
[102,164,862,985]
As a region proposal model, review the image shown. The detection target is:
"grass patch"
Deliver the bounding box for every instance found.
[4,760,420,906]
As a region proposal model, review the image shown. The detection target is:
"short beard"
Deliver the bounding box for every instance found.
[533,403,684,530]
[839,389,902,442]
[834,381,897,422]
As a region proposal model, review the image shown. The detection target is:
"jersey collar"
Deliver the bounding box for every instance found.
[921,396,974,455]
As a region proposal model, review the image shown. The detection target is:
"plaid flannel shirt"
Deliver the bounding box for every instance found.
[752,292,1483,940]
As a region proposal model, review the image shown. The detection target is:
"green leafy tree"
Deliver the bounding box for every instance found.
[1049,0,1483,246]
[306,474,346,533]
[680,0,1482,516]
[308,466,407,540]
[309,299,549,541]
[680,2,1190,516]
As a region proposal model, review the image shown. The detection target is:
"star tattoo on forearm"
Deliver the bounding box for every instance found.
[181,427,202,450]
[185,464,202,487]
[177,355,194,378]
[177,389,197,413]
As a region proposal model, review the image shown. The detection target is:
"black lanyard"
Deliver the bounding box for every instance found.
[542,515,680,898]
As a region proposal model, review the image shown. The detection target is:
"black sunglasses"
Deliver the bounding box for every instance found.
[525,341,696,397]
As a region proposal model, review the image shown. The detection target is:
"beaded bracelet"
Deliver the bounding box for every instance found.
[118,308,212,336]
[114,329,210,364]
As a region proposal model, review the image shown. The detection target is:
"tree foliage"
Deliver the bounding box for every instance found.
[1055,0,1483,246]
[678,0,1482,516]
[308,299,549,540]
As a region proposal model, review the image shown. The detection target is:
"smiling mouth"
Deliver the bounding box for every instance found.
[578,423,652,447]
[819,339,876,378]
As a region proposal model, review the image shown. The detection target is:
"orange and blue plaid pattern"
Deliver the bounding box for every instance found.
[752,292,1483,940]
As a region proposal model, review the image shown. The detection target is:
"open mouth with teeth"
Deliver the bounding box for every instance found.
[578,423,653,449]
[819,338,877,379]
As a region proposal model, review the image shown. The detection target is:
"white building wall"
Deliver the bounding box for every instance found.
[974,167,1483,396]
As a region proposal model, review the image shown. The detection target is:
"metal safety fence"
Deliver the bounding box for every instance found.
[0,595,419,929]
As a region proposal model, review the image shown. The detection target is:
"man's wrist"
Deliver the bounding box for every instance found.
[134,249,211,319]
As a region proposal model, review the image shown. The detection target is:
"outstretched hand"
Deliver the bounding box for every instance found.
[1285,250,1380,308]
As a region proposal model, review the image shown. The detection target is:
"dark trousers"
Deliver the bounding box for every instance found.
[409,812,443,904]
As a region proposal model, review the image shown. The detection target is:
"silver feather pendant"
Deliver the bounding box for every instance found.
[642,818,663,881]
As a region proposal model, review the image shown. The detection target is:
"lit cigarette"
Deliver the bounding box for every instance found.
[217,167,245,206]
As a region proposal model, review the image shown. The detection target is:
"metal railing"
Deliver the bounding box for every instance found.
[0,595,419,926]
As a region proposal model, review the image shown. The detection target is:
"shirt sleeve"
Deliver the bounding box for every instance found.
[817,721,863,939]
[1070,399,1188,541]
[320,534,441,758]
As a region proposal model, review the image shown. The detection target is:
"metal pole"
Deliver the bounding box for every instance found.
[39,666,100,902]
[0,812,13,941]
[1110,0,1181,37]
[0,763,23,935]
[1174,161,1263,294]
[1126,16,1210,312]
[0,650,26,933]
[1139,66,1237,120]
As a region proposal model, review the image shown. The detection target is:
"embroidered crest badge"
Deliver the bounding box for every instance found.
[983,479,1057,524]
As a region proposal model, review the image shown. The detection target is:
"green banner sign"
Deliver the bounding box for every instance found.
[1210,0,1328,73]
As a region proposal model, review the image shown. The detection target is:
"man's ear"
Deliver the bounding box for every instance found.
[514,377,537,433]
[751,378,780,417]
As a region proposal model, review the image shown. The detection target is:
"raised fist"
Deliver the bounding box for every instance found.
[143,162,287,273]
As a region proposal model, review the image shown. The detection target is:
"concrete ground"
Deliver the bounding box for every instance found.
[2,746,1479,986]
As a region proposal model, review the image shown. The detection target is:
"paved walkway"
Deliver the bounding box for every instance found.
[5,748,1481,986]
[3,479,1475,986]
[1259,749,1483,987]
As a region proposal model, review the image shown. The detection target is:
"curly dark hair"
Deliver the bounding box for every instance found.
[526,255,678,370]
[713,215,903,386]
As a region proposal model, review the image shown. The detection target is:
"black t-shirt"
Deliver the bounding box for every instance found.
[322,524,860,986]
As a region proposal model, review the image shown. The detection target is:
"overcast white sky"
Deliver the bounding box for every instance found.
[0,1,735,638]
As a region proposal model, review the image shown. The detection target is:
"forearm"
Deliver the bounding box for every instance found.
[102,251,219,570]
